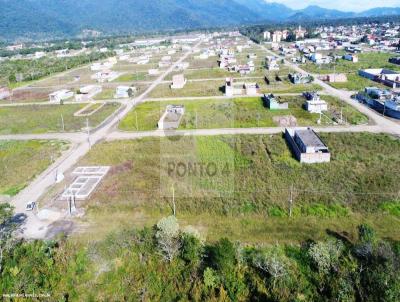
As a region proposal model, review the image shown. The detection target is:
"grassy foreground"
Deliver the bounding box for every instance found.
[0,140,68,196]
[0,103,119,134]
[65,132,400,242]
[119,96,368,131]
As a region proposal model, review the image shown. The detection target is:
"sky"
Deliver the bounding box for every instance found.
[264,0,400,12]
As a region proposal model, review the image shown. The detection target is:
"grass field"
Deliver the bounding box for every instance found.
[119,96,367,131]
[149,80,225,98]
[113,72,150,82]
[0,103,119,134]
[329,73,388,91]
[0,140,68,196]
[64,133,400,243]
[300,52,400,74]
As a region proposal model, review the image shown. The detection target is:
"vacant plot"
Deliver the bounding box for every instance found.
[66,133,400,242]
[329,73,387,91]
[113,72,151,82]
[149,80,225,98]
[0,103,119,134]
[301,52,400,74]
[119,95,367,131]
[0,140,68,196]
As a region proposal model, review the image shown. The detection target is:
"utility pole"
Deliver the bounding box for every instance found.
[172,184,176,216]
[61,114,65,131]
[135,111,138,130]
[86,118,91,149]
[289,185,293,218]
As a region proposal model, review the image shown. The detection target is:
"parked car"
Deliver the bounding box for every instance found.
[26,201,36,211]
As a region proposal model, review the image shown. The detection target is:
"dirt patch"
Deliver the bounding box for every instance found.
[109,161,133,175]
[273,115,297,127]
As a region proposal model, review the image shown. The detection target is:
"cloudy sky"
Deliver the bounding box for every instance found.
[264,0,400,12]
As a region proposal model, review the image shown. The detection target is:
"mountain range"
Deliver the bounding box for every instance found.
[1,0,400,40]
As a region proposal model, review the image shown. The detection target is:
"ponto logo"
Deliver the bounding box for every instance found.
[167,161,232,178]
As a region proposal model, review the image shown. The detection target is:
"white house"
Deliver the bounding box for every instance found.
[114,86,137,98]
[305,94,328,113]
[171,74,187,89]
[49,89,74,103]
[91,71,120,83]
[158,105,185,130]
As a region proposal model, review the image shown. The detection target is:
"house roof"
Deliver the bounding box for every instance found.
[295,129,327,149]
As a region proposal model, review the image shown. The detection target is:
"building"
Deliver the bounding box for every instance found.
[0,86,11,100]
[91,71,120,83]
[285,127,331,164]
[49,89,74,103]
[319,73,348,83]
[75,85,102,102]
[115,86,137,98]
[158,105,185,130]
[91,61,115,71]
[289,73,313,84]
[343,54,359,62]
[272,31,283,43]
[263,31,271,40]
[310,53,331,64]
[263,94,288,110]
[295,26,307,40]
[389,57,400,65]
[225,78,260,97]
[304,92,328,113]
[359,68,400,89]
[171,74,187,89]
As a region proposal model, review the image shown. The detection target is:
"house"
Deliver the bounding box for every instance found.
[359,68,400,89]
[49,89,74,103]
[343,54,359,62]
[263,94,288,110]
[389,57,400,65]
[91,71,120,83]
[171,74,187,89]
[304,92,328,113]
[158,105,185,130]
[0,86,11,100]
[75,85,102,102]
[285,127,331,163]
[266,59,280,71]
[288,73,313,84]
[91,61,114,71]
[295,26,307,40]
[310,53,331,64]
[319,73,348,83]
[115,86,137,98]
[225,78,259,97]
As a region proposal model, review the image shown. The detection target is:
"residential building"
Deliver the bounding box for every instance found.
[359,68,400,89]
[115,86,137,98]
[225,78,259,97]
[158,105,185,130]
[343,54,359,62]
[49,89,74,103]
[319,73,348,83]
[304,93,328,113]
[263,94,288,110]
[288,73,313,84]
[91,71,120,83]
[171,74,187,89]
[285,127,331,163]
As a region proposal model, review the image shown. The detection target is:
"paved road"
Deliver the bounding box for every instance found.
[11,40,204,239]
[108,124,383,141]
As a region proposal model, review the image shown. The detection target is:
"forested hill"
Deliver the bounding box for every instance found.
[1,0,400,40]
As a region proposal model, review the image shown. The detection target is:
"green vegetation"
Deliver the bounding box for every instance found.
[0,103,119,134]
[0,51,114,87]
[0,214,399,301]
[0,140,68,196]
[119,96,368,131]
[51,132,400,243]
[149,80,225,98]
[329,73,387,91]
[113,72,148,82]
